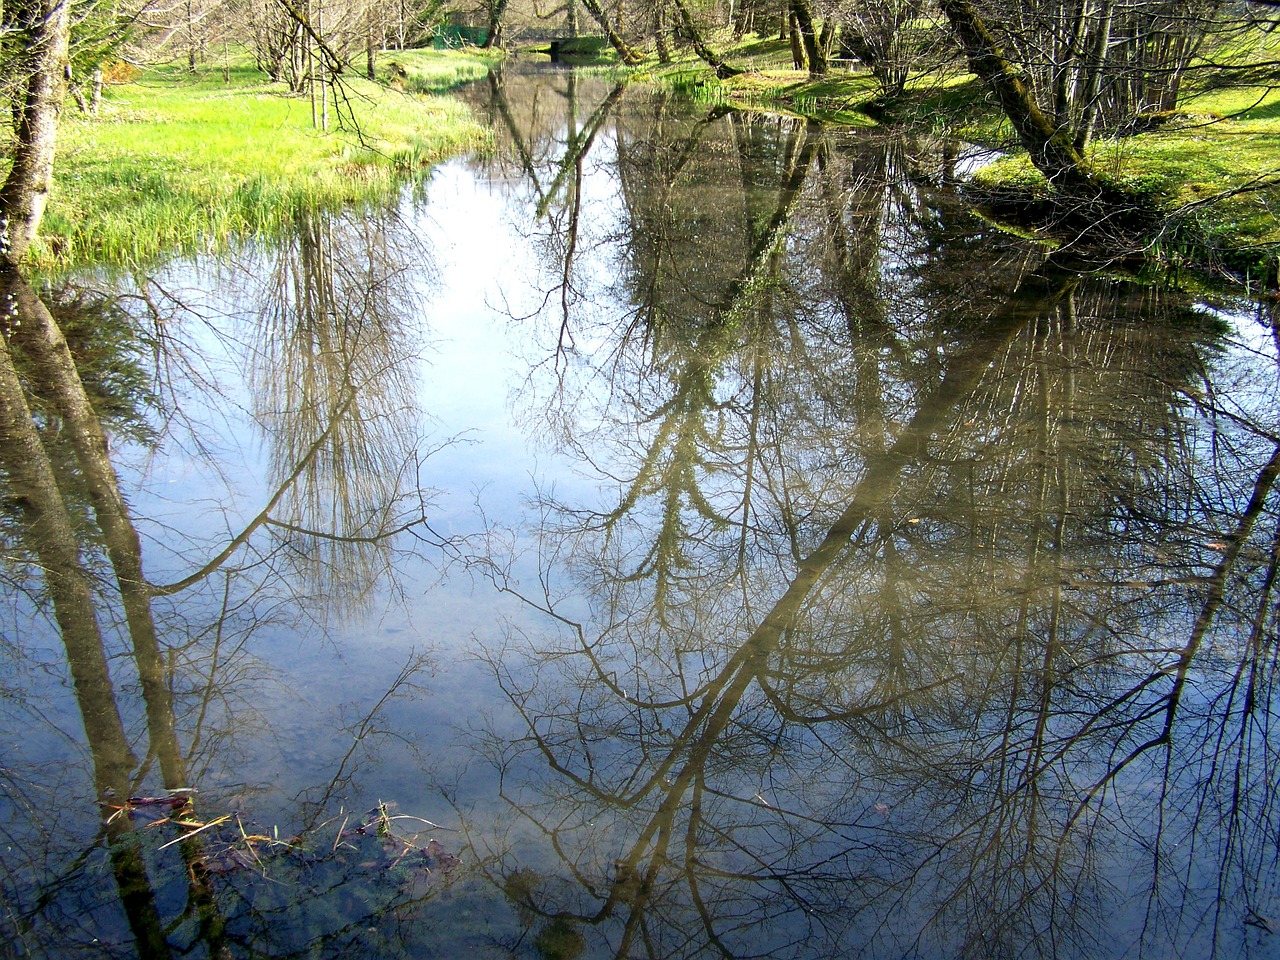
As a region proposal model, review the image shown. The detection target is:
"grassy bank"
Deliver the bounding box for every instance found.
[636,32,1280,286]
[37,48,497,272]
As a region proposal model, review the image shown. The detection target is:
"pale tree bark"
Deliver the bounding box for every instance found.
[1073,0,1115,152]
[1,0,71,260]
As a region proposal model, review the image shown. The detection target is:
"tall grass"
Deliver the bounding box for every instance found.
[38,50,496,272]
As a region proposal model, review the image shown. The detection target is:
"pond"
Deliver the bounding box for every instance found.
[3,64,1280,960]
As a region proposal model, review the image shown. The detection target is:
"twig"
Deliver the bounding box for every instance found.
[157,815,230,850]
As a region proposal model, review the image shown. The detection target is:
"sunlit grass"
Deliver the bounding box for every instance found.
[39,49,496,272]
[384,47,495,93]
[646,22,1280,282]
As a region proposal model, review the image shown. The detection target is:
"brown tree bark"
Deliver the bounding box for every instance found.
[789,13,805,69]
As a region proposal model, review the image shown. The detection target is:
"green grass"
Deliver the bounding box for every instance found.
[647,25,1280,285]
[384,47,495,93]
[37,48,497,272]
[967,83,1280,280]
[638,35,880,123]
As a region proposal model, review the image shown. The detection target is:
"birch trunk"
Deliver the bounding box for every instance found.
[0,0,71,260]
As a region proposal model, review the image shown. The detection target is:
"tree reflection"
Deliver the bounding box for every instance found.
[461,79,1278,958]
[5,67,1279,960]
[246,203,431,614]
[0,207,463,957]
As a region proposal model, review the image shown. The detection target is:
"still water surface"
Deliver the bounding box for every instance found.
[3,65,1279,959]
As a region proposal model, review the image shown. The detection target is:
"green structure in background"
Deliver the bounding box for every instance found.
[433,26,490,48]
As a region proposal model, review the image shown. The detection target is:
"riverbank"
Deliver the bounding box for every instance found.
[35,49,498,272]
[631,34,1280,289]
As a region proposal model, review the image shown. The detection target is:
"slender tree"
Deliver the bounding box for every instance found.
[1,0,71,259]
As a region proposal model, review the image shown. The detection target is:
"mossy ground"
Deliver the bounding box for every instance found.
[35,48,497,272]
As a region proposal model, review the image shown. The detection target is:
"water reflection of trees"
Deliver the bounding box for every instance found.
[0,205,463,957]
[464,76,1280,959]
[246,204,431,613]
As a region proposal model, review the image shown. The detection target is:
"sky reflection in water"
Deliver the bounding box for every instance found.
[1,66,1279,960]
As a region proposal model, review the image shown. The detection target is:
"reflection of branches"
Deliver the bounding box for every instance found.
[473,269,1066,959]
[150,384,358,597]
[298,649,436,829]
[535,81,629,221]
[146,206,454,616]
[0,196,471,953]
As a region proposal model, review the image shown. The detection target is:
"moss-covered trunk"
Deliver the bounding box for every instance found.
[939,0,1098,194]
[671,0,741,77]
[578,0,645,64]
[789,0,827,76]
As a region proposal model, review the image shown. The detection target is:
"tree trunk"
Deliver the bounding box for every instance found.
[578,0,645,64]
[654,1,672,63]
[1073,0,1114,151]
[789,13,805,69]
[1054,0,1091,129]
[482,0,510,48]
[790,0,826,76]
[0,0,71,260]
[938,0,1096,193]
[671,0,741,78]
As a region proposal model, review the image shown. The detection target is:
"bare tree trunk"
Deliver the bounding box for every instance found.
[1055,0,1091,128]
[318,0,328,131]
[0,0,71,260]
[1074,0,1114,151]
[789,12,805,69]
